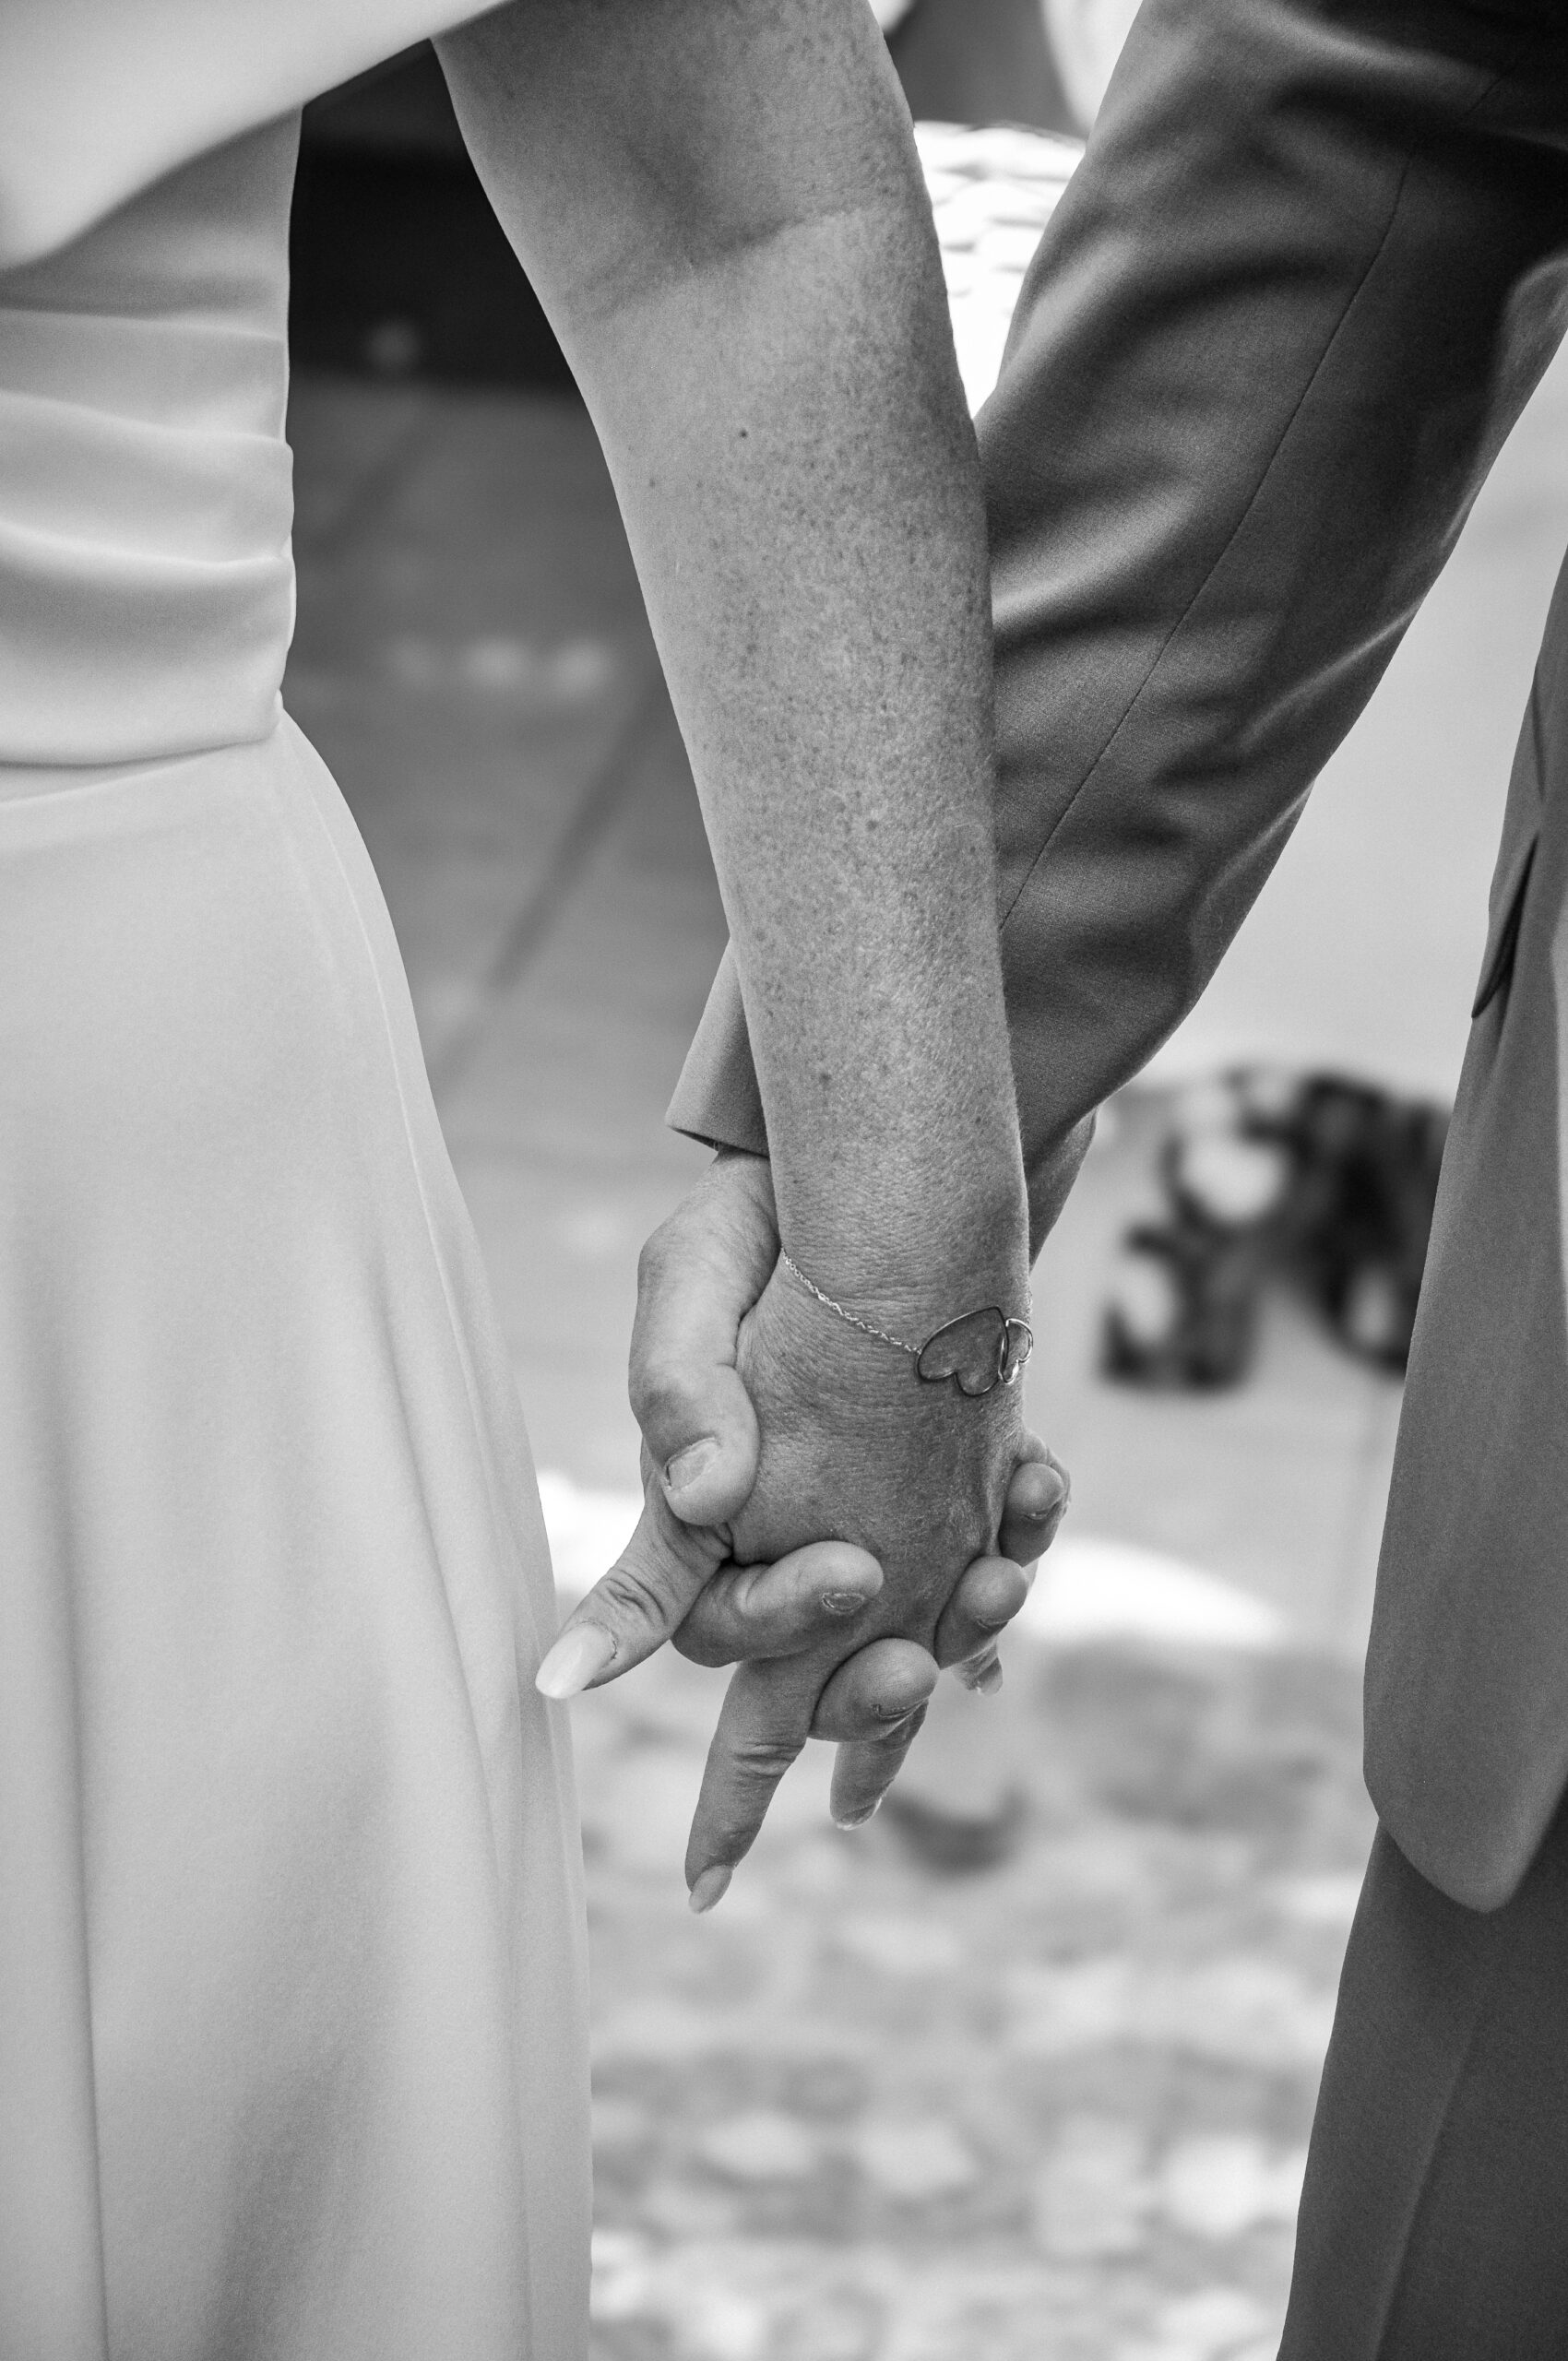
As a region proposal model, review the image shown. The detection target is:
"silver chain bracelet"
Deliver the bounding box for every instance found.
[778,1249,1033,1396]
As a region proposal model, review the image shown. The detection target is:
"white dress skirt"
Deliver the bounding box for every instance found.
[0,107,590,2361]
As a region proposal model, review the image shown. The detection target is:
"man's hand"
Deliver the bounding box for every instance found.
[536,1152,1069,1898]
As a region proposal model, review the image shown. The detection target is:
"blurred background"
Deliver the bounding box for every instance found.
[283,8,1568,2355]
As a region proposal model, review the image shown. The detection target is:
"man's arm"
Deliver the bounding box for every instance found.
[669,0,1568,1252]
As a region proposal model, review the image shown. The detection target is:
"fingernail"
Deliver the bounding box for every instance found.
[688,1865,732,1915]
[975,1660,1004,1696]
[833,1798,882,1830]
[821,1590,870,1617]
[535,1622,615,1699]
[665,1439,719,1496]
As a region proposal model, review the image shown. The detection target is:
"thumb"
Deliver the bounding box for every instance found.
[643,1363,758,1532]
[631,1156,775,1528]
[537,1485,731,1699]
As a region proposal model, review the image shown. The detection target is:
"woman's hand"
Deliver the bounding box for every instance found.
[679,1252,1028,1895]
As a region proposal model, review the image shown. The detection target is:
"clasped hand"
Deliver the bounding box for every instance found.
[536,1152,1068,1908]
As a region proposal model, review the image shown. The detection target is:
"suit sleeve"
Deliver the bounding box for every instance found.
[668,0,1568,1252]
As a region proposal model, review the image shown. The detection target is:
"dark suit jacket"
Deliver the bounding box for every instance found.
[668,0,1568,1911]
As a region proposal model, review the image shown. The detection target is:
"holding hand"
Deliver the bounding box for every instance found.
[537,1152,1069,1904]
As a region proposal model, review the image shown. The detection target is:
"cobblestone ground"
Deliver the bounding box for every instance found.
[573,1635,1373,2361]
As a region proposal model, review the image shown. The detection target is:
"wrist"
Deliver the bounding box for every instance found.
[776,1164,1028,1337]
[736,1255,1029,1489]
[709,1143,1029,1327]
[778,1244,1032,1397]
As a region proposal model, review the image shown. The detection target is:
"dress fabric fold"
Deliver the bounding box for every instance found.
[0,106,590,2361]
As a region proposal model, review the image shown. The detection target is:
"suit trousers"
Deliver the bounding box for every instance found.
[1276,539,1568,2344]
[1279,1797,1568,2356]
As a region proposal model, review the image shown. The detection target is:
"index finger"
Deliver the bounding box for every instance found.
[683,1654,822,1907]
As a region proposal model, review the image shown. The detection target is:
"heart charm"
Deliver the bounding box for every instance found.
[1000,1317,1034,1385]
[917,1307,1011,1395]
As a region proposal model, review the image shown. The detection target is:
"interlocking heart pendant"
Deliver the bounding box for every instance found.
[915,1308,1034,1395]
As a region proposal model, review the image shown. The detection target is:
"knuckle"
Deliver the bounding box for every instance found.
[591,1552,687,1632]
[628,1355,698,1445]
[726,1731,805,1786]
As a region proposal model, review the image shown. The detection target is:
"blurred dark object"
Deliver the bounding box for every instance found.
[1102,1071,1449,1390]
[1288,1079,1448,1370]
[1040,1643,1368,1852]
[290,46,576,390]
[1103,1218,1271,1393]
[881,1785,1029,1874]
[1102,1074,1296,1391]
[887,0,1077,135]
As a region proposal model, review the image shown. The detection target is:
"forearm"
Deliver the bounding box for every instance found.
[600,218,1023,1312]
[586,203,1024,1311]
[439,0,1026,1316]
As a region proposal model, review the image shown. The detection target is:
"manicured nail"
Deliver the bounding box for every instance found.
[535,1622,615,1699]
[688,1865,732,1915]
[975,1660,1004,1697]
[665,1439,719,1496]
[821,1590,870,1617]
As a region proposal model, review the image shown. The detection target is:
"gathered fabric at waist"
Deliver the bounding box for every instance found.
[0,113,299,766]
[0,372,293,765]
[0,745,236,809]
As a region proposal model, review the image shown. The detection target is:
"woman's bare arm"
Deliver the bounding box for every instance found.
[440,0,1033,1876]
[437,0,1027,1327]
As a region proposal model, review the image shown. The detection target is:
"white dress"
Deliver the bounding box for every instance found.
[0,106,589,2361]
